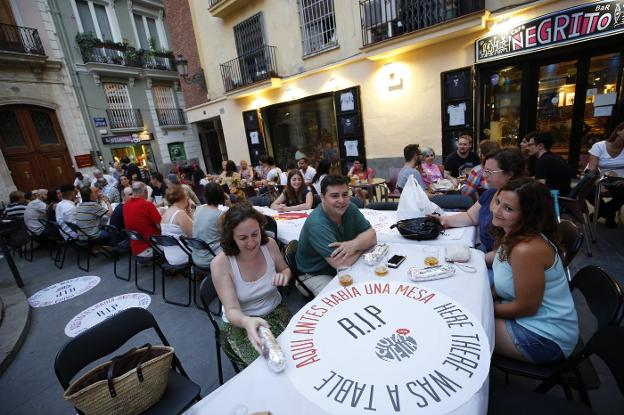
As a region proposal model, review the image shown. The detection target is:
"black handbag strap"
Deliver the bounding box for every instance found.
[106,343,153,398]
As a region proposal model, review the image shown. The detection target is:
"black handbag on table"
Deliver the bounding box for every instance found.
[390,217,442,241]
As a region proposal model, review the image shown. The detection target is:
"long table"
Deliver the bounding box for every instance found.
[254,207,477,247]
[186,243,494,415]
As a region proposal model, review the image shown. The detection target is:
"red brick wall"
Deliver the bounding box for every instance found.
[163,0,207,109]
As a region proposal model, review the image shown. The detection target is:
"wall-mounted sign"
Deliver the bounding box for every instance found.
[27,276,101,308]
[476,1,624,63]
[168,142,187,162]
[101,132,153,145]
[93,117,107,127]
[74,153,95,168]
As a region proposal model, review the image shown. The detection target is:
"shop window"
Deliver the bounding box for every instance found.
[0,110,26,148]
[482,66,522,147]
[298,0,337,56]
[30,110,58,145]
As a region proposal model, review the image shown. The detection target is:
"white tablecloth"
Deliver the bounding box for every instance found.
[254,207,477,247]
[185,244,494,415]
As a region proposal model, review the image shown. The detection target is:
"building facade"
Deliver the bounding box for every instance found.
[185,0,624,176]
[53,0,203,175]
[0,0,93,201]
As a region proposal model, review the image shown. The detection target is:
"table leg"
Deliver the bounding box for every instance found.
[593,180,601,239]
[0,238,24,288]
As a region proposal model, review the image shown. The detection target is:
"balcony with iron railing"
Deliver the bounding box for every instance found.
[0,24,45,61]
[208,0,246,18]
[78,40,176,71]
[156,108,185,127]
[359,0,485,47]
[106,109,143,130]
[220,45,279,93]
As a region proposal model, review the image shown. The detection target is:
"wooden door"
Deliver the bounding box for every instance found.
[39,153,73,189]
[6,158,41,192]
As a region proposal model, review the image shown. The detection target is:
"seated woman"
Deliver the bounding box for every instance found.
[491,179,578,364]
[239,159,255,181]
[219,160,242,188]
[347,159,374,181]
[271,170,313,211]
[587,121,624,228]
[192,183,226,269]
[419,147,443,188]
[211,202,292,368]
[160,185,194,265]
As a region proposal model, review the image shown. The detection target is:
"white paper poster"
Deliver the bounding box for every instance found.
[27,276,101,308]
[340,92,355,112]
[594,93,617,107]
[64,293,151,337]
[594,106,613,117]
[282,281,490,415]
[249,131,260,145]
[344,140,359,157]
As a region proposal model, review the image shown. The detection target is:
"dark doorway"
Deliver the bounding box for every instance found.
[197,117,227,174]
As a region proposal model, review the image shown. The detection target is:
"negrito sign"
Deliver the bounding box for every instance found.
[476,1,624,63]
[282,281,490,415]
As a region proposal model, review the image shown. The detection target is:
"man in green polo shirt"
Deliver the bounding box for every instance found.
[296,175,377,295]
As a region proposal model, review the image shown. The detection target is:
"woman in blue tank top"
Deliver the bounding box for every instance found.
[490,179,578,364]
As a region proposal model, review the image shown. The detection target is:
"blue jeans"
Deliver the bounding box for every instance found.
[504,319,565,364]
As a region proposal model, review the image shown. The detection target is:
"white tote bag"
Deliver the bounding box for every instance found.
[397,175,442,220]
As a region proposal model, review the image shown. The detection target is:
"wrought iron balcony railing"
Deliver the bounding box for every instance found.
[0,23,45,55]
[156,108,185,126]
[360,0,484,47]
[106,109,143,130]
[220,45,279,92]
[79,42,176,71]
[208,0,224,6]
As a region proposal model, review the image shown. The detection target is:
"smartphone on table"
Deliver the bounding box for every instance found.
[387,254,406,268]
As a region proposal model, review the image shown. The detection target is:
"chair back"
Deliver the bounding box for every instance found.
[429,194,474,211]
[570,266,624,328]
[350,197,364,208]
[568,171,599,200]
[39,219,62,238]
[199,277,223,333]
[148,235,189,260]
[312,194,321,208]
[557,220,582,268]
[388,167,402,192]
[367,202,398,210]
[179,235,217,257]
[584,326,624,396]
[124,229,147,243]
[64,221,90,239]
[284,240,299,278]
[264,215,278,241]
[54,307,179,389]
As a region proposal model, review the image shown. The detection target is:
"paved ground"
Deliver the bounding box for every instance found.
[0,221,622,414]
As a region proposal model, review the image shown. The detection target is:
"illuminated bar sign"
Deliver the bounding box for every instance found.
[476,1,624,63]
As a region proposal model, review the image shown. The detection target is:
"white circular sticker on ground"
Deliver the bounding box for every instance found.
[27,276,101,308]
[281,281,490,415]
[64,293,151,337]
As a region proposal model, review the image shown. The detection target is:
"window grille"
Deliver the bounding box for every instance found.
[298,0,337,56]
[152,86,184,126]
[234,12,264,56]
[104,83,141,129]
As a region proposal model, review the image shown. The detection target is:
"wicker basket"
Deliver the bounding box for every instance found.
[63,344,174,415]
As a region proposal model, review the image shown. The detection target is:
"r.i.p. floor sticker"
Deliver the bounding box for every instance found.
[27,276,101,308]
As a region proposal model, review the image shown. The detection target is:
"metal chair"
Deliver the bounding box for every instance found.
[38,219,69,269]
[492,266,624,405]
[65,222,105,272]
[557,220,583,283]
[199,277,241,385]
[54,307,201,414]
[385,167,402,201]
[429,194,474,211]
[179,235,218,308]
[559,171,599,256]
[284,240,315,299]
[125,230,160,295]
[102,224,131,281]
[149,235,193,307]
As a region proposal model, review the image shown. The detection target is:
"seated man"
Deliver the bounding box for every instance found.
[528,132,571,196]
[95,177,120,204]
[23,189,49,239]
[397,144,426,191]
[55,185,78,240]
[298,157,317,186]
[75,186,112,243]
[296,175,377,295]
[3,190,27,219]
[123,181,161,257]
[444,134,480,179]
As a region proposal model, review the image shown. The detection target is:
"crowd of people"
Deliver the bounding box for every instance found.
[2,125,623,370]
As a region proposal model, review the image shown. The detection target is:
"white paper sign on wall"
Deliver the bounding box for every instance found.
[281,281,490,415]
[27,276,101,308]
[64,293,151,338]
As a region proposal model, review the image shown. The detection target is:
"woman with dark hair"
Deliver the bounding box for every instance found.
[433,148,526,255]
[191,168,207,205]
[192,183,227,268]
[311,159,331,195]
[587,121,624,228]
[270,170,313,211]
[46,187,61,221]
[210,202,292,367]
[116,174,131,196]
[491,179,578,363]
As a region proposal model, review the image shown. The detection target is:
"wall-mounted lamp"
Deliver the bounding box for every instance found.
[387,66,403,91]
[175,55,206,89]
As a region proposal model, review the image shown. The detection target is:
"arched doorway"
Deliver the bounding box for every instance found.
[0,105,74,191]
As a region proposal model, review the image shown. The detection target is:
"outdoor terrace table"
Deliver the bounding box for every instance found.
[349,177,387,203]
[185,243,494,415]
[253,206,477,247]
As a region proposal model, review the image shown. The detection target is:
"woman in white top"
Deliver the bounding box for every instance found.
[310,159,331,195]
[588,121,624,228]
[160,185,194,265]
[211,202,292,367]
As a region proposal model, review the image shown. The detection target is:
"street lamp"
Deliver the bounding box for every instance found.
[175,54,206,88]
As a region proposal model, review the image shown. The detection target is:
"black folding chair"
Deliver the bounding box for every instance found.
[102,224,131,281]
[39,219,69,268]
[199,277,240,385]
[65,222,104,272]
[149,235,193,307]
[54,307,201,414]
[125,230,160,294]
[492,266,624,405]
[263,214,283,250]
[284,240,314,299]
[179,235,218,308]
[557,220,583,283]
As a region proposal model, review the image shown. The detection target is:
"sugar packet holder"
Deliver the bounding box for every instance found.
[408,264,455,282]
[363,243,389,266]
